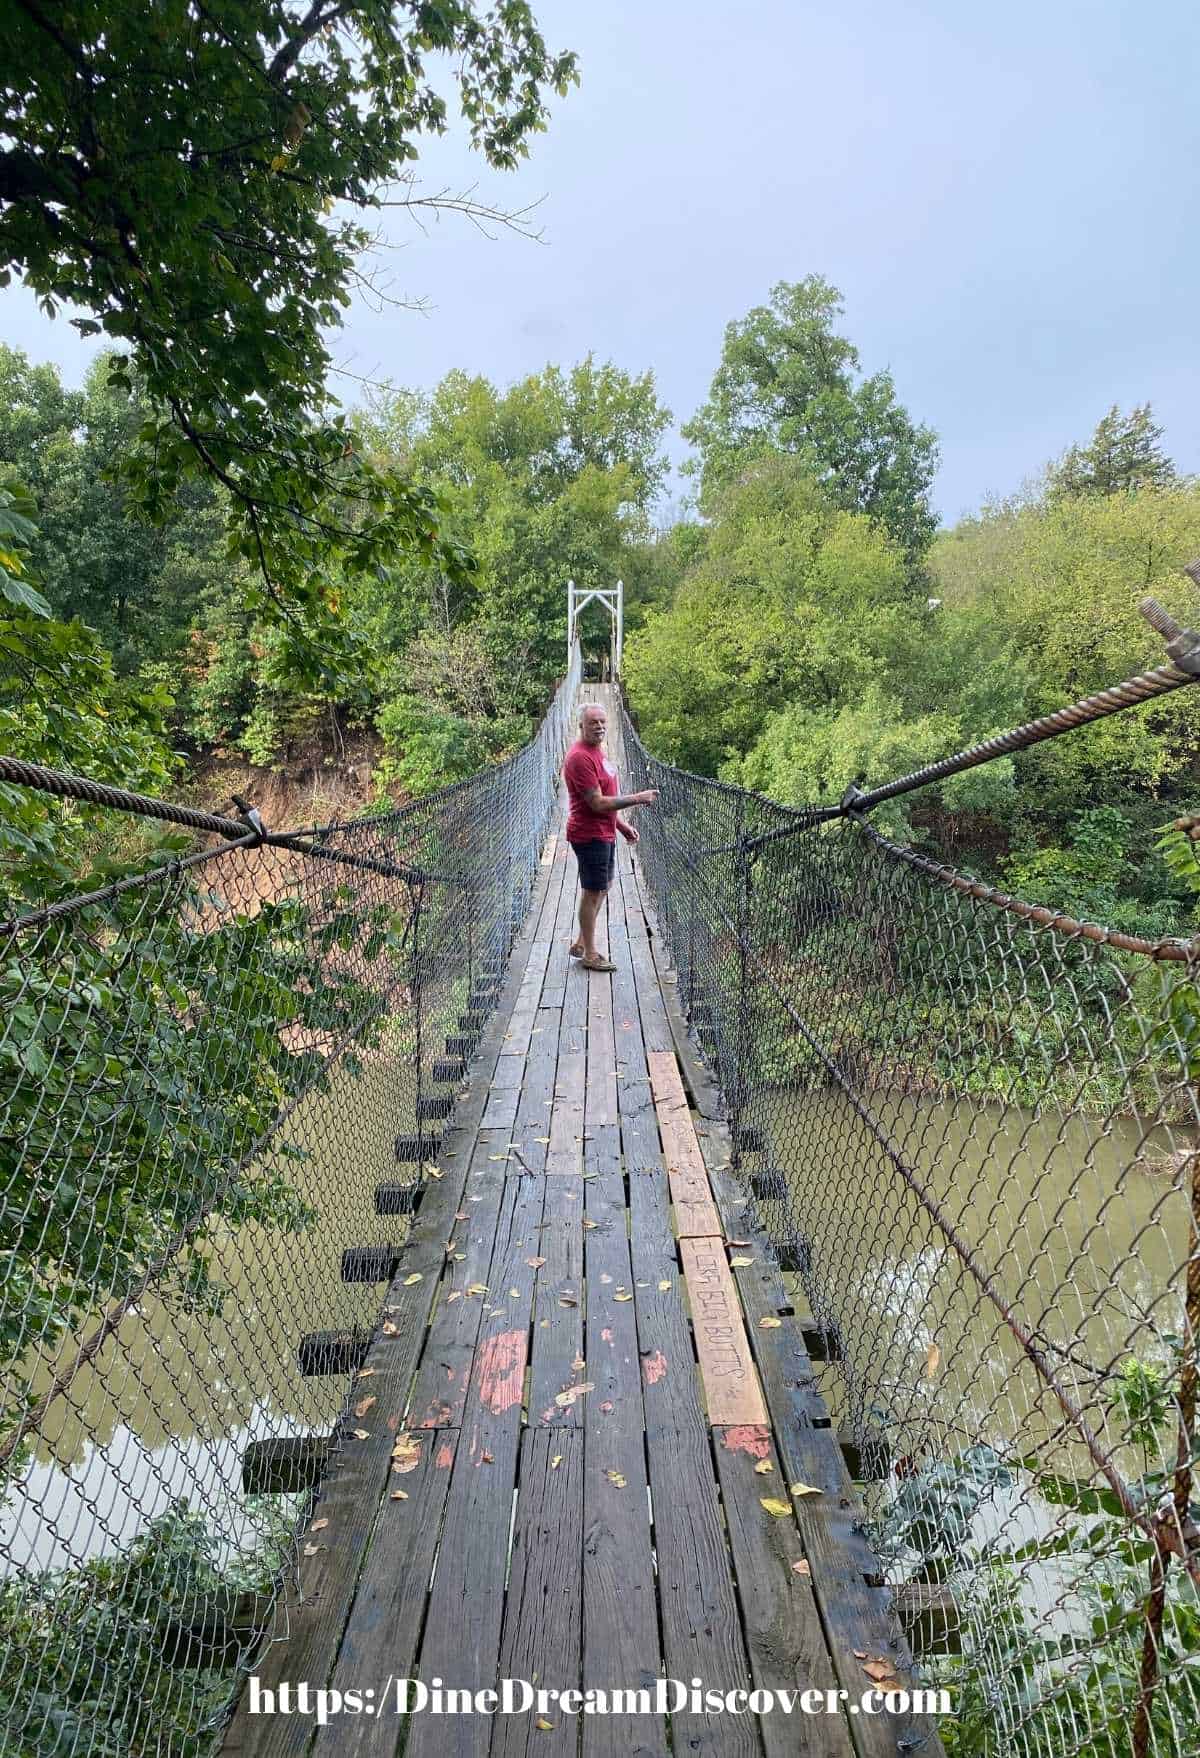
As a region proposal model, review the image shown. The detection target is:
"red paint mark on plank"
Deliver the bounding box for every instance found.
[473,1327,526,1414]
[601,1326,613,1344]
[642,1349,667,1385]
[722,1424,771,1458]
[435,1442,454,1469]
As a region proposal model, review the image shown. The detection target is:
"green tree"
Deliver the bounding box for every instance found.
[682,276,939,564]
[0,345,234,675]
[1,1,576,628]
[1051,403,1176,499]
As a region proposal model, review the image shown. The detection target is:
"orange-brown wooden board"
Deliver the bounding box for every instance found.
[679,1233,768,1427]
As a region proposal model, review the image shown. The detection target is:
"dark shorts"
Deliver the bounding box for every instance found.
[570,838,616,893]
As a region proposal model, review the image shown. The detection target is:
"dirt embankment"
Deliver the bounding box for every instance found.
[184,729,399,837]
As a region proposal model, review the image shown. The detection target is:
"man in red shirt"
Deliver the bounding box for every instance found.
[562,702,658,972]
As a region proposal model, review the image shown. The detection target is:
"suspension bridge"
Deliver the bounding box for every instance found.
[2,586,1199,1758]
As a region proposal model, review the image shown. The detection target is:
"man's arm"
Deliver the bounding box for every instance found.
[582,786,657,813]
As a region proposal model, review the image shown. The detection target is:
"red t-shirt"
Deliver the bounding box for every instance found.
[563,740,619,843]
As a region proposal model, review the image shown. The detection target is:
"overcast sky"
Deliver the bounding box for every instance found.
[4,0,1197,523]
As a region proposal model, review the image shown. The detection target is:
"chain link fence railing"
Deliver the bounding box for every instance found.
[620,684,1200,1758]
[0,645,580,1758]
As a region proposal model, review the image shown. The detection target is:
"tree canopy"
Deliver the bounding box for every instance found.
[1,1,576,631]
[681,276,940,565]
[1049,403,1176,500]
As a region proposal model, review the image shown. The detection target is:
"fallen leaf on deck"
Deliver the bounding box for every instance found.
[309,1517,329,1531]
[600,1273,613,1285]
[525,1256,546,1269]
[352,1428,370,1440]
[791,1560,811,1577]
[758,1316,782,1329]
[582,1218,598,1230]
[455,1211,470,1222]
[790,1481,821,1498]
[356,1368,377,1379]
[303,1543,325,1557]
[554,1382,595,1407]
[754,1460,773,1475]
[467,1283,488,1296]
[480,1450,494,1464]
[550,1454,563,1469]
[760,1498,792,1518]
[390,1489,409,1500]
[446,1290,463,1303]
[535,1719,554,1732]
[658,1279,672,1291]
[572,1355,586,1371]
[861,1659,902,1686]
[353,1396,376,1418]
[605,1469,627,1488]
[729,1256,755,1267]
[382,1321,398,1335]
[559,1293,578,1307]
[403,1273,423,1286]
[427,1167,443,1179]
[391,1435,421,1473]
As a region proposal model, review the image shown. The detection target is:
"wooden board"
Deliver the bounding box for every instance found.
[678,1234,768,1428]
[493,1428,584,1758]
[646,1048,723,1238]
[713,1425,854,1758]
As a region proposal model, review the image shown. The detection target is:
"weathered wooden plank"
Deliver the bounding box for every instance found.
[580,1133,667,1758]
[406,1139,509,1429]
[310,1430,458,1758]
[585,964,619,1128]
[713,1425,854,1758]
[407,1181,540,1758]
[645,1048,723,1238]
[678,1234,768,1428]
[644,1416,759,1758]
[492,1427,584,1758]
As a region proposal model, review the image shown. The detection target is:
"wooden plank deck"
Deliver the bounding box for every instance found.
[222,688,938,1758]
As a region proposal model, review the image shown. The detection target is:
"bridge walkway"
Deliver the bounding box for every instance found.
[223,688,928,1758]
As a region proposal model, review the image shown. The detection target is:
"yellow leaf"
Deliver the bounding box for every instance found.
[925,1343,941,1378]
[303,1542,325,1557]
[789,1481,821,1498]
[729,1255,755,1267]
[467,1283,488,1297]
[605,1469,627,1488]
[353,1396,376,1418]
[382,1321,398,1335]
[758,1316,782,1329]
[760,1497,792,1518]
[658,1280,672,1291]
[754,1460,773,1475]
[550,1455,563,1470]
[390,1489,409,1500]
[352,1428,370,1440]
[535,1719,555,1731]
[404,1273,423,1286]
[614,1291,633,1302]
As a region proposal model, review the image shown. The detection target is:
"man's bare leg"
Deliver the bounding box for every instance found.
[576,888,604,960]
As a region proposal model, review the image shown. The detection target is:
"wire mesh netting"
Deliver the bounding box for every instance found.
[621,697,1200,1758]
[0,648,579,1757]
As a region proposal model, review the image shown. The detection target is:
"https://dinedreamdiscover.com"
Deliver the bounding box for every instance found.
[247,1676,952,1727]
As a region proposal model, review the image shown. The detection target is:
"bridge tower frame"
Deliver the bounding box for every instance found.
[566,578,623,680]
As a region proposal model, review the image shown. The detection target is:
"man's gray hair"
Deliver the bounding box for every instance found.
[578,703,606,724]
